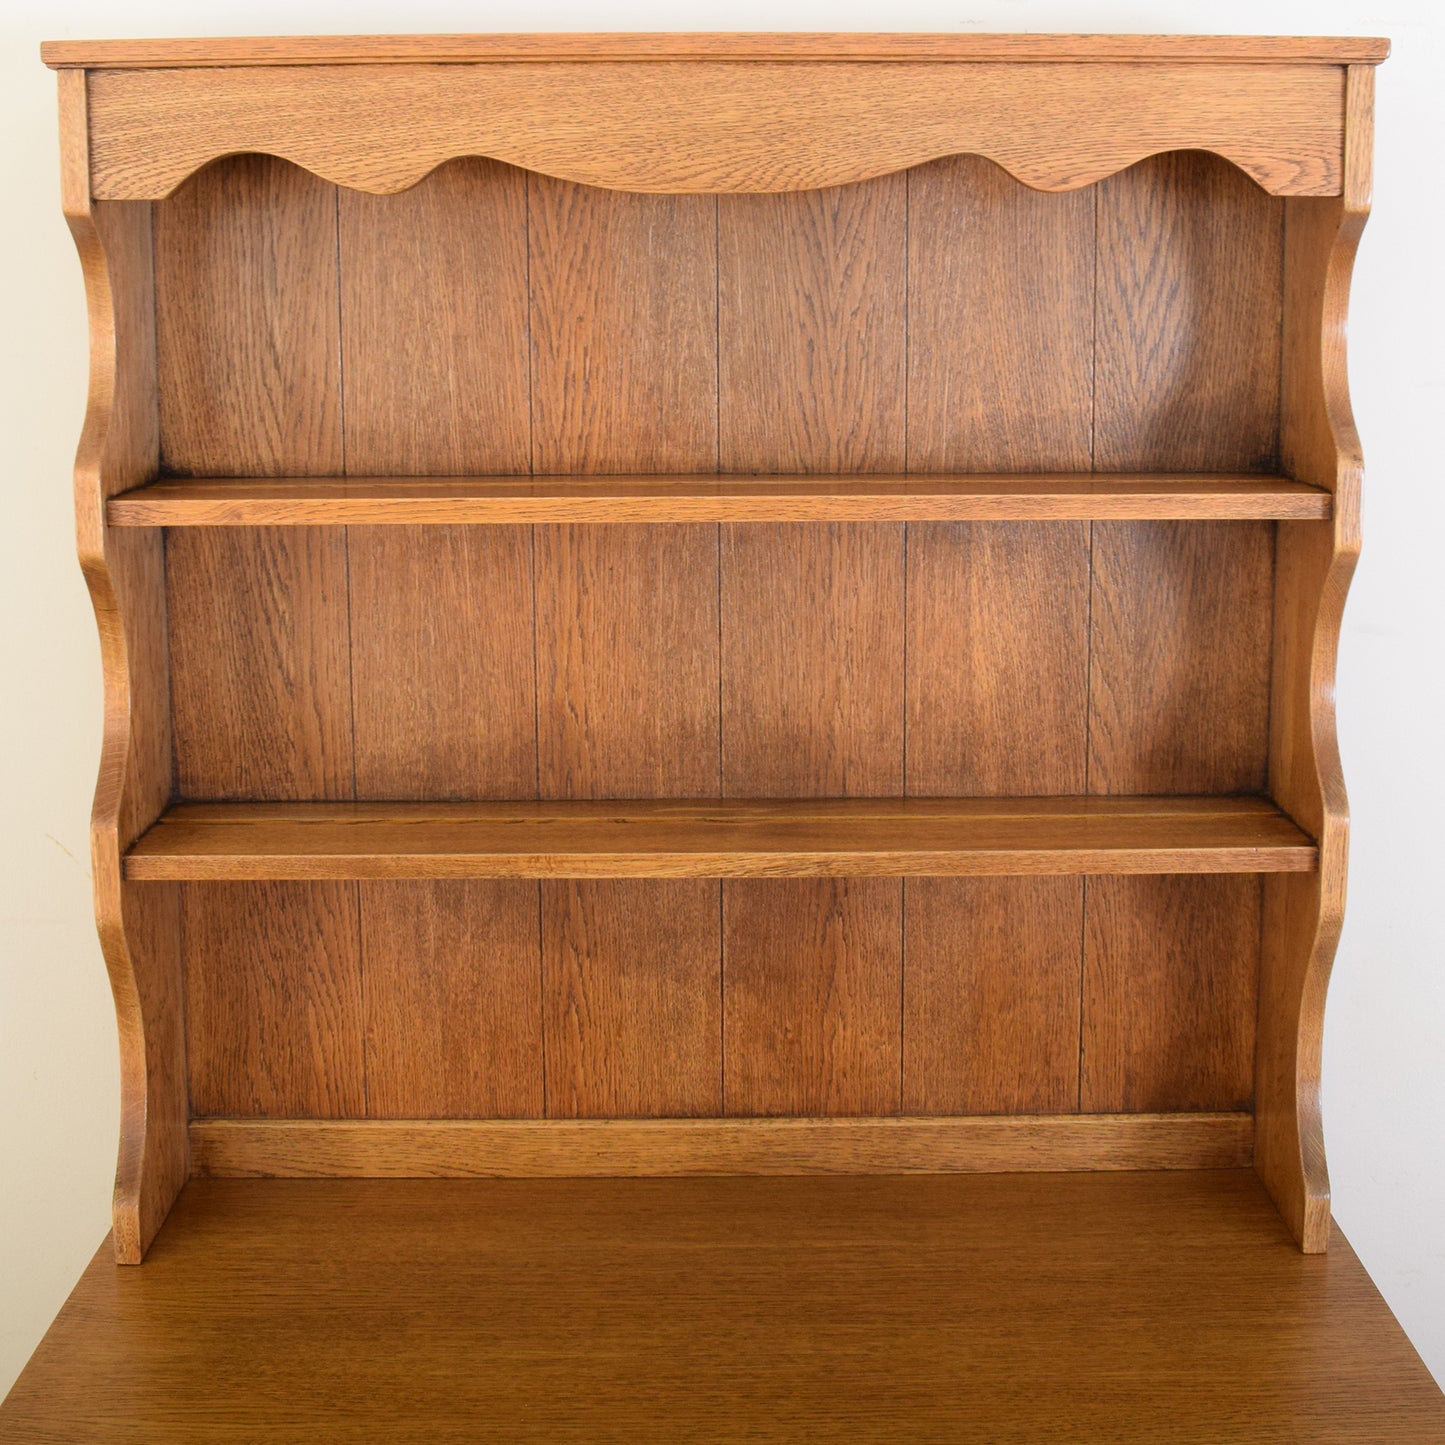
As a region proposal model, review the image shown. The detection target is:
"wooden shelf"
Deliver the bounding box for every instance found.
[124,795,1315,881]
[4,1173,1442,1441]
[105,473,1333,525]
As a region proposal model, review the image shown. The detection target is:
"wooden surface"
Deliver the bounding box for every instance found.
[108,473,1335,524]
[59,70,188,1263]
[4,1173,1441,1443]
[42,33,1394,67]
[186,1115,1255,1176]
[123,796,1316,880]
[83,61,1350,199]
[1256,65,1374,1252]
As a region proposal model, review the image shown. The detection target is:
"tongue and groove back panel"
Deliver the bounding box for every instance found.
[156,152,1279,1123]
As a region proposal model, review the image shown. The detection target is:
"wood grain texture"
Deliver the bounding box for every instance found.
[124,796,1318,881]
[43,33,1394,67]
[722,524,903,797]
[348,526,536,800]
[906,523,1090,795]
[1083,875,1261,1113]
[535,526,720,799]
[1088,522,1275,794]
[718,177,905,471]
[907,155,1094,472]
[338,158,530,475]
[1094,151,1284,472]
[528,177,716,473]
[904,879,1083,1115]
[360,881,542,1118]
[181,882,365,1118]
[8,1175,1441,1442]
[186,1115,1254,1177]
[109,473,1336,525]
[542,881,722,1118]
[153,154,341,476]
[724,879,901,1116]
[83,62,1350,199]
[166,527,353,800]
[59,66,186,1263]
[1256,65,1374,1252]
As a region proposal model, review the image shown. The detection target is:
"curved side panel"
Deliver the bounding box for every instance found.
[60,70,187,1263]
[84,61,1348,200]
[1257,66,1373,1252]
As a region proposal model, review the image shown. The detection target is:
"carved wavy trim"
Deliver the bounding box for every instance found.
[1258,65,1373,1253]
[85,60,1348,200]
[61,70,185,1264]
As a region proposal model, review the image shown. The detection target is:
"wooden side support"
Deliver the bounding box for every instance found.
[1257,65,1374,1252]
[60,69,186,1263]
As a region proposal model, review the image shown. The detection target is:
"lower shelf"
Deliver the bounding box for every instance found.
[4,1172,1441,1441]
[123,795,1316,880]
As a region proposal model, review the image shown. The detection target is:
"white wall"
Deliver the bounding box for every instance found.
[1,0,1440,1399]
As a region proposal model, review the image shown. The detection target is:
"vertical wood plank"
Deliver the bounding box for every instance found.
[167,527,353,800]
[153,155,341,476]
[1089,522,1274,794]
[724,879,902,1116]
[904,878,1082,1115]
[349,526,536,800]
[542,880,721,1118]
[1082,875,1260,1113]
[338,158,530,476]
[908,155,1094,472]
[717,177,906,472]
[182,882,365,1117]
[721,523,903,797]
[535,526,720,800]
[1094,151,1283,472]
[906,522,1090,796]
[361,881,542,1118]
[528,178,716,473]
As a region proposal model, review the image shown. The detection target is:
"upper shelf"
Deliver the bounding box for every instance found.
[107,474,1332,526]
[124,796,1315,881]
[42,33,1392,67]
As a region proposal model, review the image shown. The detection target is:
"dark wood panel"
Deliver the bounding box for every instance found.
[153,154,341,476]
[717,177,905,472]
[535,526,719,799]
[349,526,536,800]
[1094,151,1284,472]
[338,157,530,475]
[1082,875,1260,1113]
[181,882,364,1117]
[528,178,717,473]
[904,878,1082,1114]
[724,879,901,1116]
[1089,521,1274,794]
[906,522,1090,796]
[908,155,1094,472]
[360,881,543,1118]
[167,527,353,800]
[721,523,903,797]
[542,880,722,1118]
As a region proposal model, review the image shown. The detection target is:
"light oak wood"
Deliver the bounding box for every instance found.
[42,33,1393,67]
[186,1115,1254,1176]
[59,70,186,1264]
[81,62,1351,200]
[107,473,1335,524]
[904,878,1083,1114]
[542,880,722,1117]
[8,1174,1442,1441]
[44,35,1387,1278]
[123,796,1316,880]
[1255,65,1374,1253]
